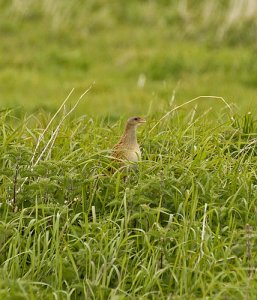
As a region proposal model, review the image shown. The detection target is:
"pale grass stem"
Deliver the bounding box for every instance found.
[92,206,96,223]
[39,84,94,162]
[235,138,257,158]
[149,95,232,133]
[197,203,208,264]
[11,84,94,207]
[30,88,75,165]
[245,223,254,279]
[35,83,93,165]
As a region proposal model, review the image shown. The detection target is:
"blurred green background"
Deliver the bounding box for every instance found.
[1,0,257,117]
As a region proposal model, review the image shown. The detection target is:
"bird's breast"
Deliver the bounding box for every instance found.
[112,140,141,162]
[124,147,141,162]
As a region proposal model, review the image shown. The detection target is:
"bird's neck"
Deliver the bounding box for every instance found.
[121,124,138,145]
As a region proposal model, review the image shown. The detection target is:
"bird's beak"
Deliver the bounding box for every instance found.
[138,118,146,124]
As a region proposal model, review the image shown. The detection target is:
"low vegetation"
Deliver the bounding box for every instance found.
[1,1,257,299]
[1,99,257,299]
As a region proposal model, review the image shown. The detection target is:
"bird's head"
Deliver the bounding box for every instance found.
[127,116,146,127]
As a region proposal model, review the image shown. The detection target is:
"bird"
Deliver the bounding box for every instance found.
[111,116,146,163]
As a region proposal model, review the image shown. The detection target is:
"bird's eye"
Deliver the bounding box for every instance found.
[134,117,138,121]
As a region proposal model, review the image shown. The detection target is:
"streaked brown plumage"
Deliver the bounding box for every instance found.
[111,116,146,163]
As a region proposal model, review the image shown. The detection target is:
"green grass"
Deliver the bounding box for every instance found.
[1,1,257,299]
[1,102,257,299]
[1,0,257,116]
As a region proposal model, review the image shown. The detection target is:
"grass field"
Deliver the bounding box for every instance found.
[1,0,257,116]
[1,1,257,299]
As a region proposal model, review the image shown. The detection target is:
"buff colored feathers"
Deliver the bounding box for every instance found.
[111,116,146,163]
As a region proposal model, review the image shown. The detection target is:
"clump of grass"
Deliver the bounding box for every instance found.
[1,100,257,298]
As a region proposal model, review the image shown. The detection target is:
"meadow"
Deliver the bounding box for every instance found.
[1,1,257,299]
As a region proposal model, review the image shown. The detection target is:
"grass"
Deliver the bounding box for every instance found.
[1,1,257,298]
[1,1,257,116]
[1,97,257,299]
